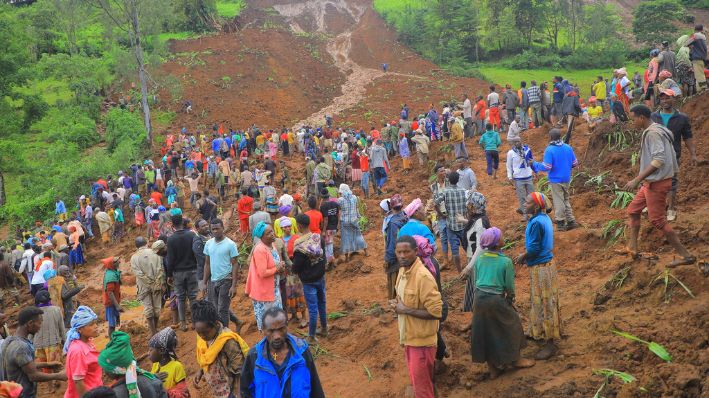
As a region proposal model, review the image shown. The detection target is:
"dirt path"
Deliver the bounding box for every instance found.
[272,0,424,129]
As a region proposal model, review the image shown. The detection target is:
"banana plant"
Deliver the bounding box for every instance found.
[611,330,672,362]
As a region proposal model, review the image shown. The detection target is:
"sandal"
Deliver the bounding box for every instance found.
[667,256,696,268]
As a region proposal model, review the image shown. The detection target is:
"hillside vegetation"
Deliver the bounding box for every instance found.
[372,0,703,74]
[0,0,242,225]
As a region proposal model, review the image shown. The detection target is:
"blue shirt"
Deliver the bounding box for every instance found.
[397,219,436,251]
[479,130,502,151]
[525,212,554,266]
[203,237,238,281]
[212,138,222,152]
[55,201,66,214]
[533,143,577,183]
[660,113,672,127]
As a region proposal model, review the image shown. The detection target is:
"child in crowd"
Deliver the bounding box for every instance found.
[149,327,190,398]
[479,123,502,179]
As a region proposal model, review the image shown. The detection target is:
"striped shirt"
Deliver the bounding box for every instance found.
[527,85,542,104]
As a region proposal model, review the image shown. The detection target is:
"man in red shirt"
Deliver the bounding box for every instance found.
[304,195,324,234]
[236,188,254,234]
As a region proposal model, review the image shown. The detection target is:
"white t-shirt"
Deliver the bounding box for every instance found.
[487,92,500,107]
[31,259,54,285]
[278,194,294,208]
[462,99,472,118]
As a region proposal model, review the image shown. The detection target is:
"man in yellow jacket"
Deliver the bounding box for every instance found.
[390,235,443,398]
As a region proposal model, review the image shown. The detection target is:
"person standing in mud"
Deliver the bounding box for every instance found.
[622,105,696,268]
[166,214,199,331]
[515,192,561,360]
[649,89,697,222]
[390,235,443,398]
[130,236,164,337]
[532,128,578,231]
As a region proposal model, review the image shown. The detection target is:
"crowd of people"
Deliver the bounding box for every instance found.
[0,24,704,398]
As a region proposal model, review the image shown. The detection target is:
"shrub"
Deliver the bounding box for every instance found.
[104,108,147,152]
[31,106,98,149]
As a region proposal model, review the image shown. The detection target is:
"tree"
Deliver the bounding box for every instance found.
[582,2,622,45]
[90,0,154,145]
[48,0,88,55]
[567,0,584,51]
[513,0,542,48]
[539,0,568,49]
[632,0,685,45]
[173,0,217,32]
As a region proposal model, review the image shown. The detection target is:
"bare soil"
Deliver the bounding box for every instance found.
[34,0,708,397]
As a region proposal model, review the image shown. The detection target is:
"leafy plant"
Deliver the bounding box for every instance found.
[327,311,348,320]
[592,368,636,398]
[500,239,518,250]
[610,191,635,209]
[607,266,631,290]
[612,330,672,362]
[602,219,625,247]
[653,269,695,303]
[536,175,550,195]
[630,152,639,167]
[585,171,610,193]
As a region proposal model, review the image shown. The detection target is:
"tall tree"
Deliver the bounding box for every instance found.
[90,0,153,145]
[540,0,568,49]
[49,0,87,55]
[513,0,541,47]
[632,0,685,45]
[567,0,584,50]
[583,1,622,45]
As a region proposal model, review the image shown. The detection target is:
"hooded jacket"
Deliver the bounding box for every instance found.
[240,335,325,398]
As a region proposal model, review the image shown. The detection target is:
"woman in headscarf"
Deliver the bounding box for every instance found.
[336,184,368,261]
[515,192,561,361]
[273,206,298,238]
[262,179,279,214]
[675,35,696,97]
[193,300,249,398]
[149,327,190,398]
[398,198,435,247]
[98,331,166,397]
[615,68,631,112]
[244,222,284,331]
[412,235,450,371]
[657,70,682,96]
[64,306,103,397]
[278,218,308,328]
[291,214,328,342]
[32,290,65,393]
[470,227,535,379]
[460,191,491,313]
[68,225,85,267]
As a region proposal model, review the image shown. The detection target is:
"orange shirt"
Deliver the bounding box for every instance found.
[237,196,254,220]
[304,210,323,234]
[475,100,487,119]
[371,130,381,140]
[150,191,163,206]
[360,156,369,172]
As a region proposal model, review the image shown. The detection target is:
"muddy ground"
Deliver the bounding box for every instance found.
[29,0,709,397]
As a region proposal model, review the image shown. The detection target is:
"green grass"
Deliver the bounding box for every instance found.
[476,61,646,98]
[373,0,425,15]
[216,0,245,18]
[13,79,73,105]
[156,31,198,44]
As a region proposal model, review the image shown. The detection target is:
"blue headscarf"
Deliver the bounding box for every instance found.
[252,221,268,239]
[63,306,98,353]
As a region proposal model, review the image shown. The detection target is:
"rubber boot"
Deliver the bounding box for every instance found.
[556,220,567,231]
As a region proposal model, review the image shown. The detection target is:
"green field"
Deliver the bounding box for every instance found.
[216,0,245,18]
[476,62,646,98]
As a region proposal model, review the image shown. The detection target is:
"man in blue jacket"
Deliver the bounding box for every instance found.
[241,307,325,398]
[533,128,579,231]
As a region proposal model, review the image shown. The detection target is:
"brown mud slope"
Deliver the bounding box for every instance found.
[36,0,707,396]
